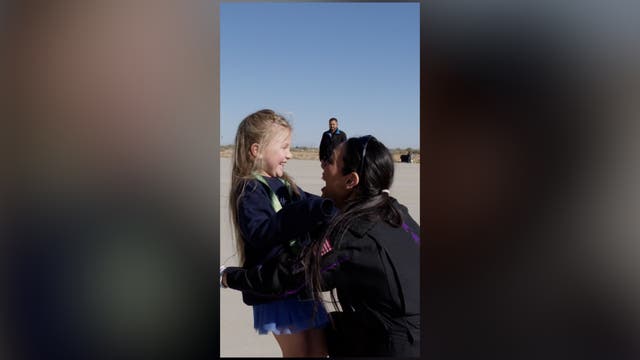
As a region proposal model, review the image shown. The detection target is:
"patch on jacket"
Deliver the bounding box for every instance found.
[320,238,333,255]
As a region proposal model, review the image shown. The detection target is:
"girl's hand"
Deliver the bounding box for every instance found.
[219,266,228,288]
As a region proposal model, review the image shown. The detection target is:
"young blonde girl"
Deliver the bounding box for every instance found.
[227,109,331,357]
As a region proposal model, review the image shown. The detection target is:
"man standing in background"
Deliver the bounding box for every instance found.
[319,117,347,163]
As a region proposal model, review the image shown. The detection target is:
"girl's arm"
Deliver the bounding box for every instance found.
[303,191,322,201]
[239,184,336,252]
[221,239,348,296]
[222,253,303,297]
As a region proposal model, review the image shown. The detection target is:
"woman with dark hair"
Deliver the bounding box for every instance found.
[221,136,420,357]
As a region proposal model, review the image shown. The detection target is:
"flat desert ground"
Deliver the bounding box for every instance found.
[219,157,420,357]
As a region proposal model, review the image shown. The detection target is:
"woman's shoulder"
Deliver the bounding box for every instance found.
[389,197,418,223]
[346,200,418,236]
[390,197,409,213]
[345,217,377,239]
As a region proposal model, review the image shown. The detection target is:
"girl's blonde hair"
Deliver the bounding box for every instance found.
[229,109,300,265]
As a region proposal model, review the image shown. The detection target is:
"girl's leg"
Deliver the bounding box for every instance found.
[273,332,307,358]
[305,327,328,357]
[274,328,328,358]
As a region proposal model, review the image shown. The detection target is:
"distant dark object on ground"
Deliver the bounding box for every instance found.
[400,151,413,163]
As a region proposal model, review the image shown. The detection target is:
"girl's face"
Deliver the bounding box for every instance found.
[257,127,292,178]
[321,143,353,208]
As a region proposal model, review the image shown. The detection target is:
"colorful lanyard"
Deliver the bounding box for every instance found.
[252,173,291,213]
[253,173,297,248]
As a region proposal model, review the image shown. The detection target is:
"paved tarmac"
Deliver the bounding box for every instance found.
[219,157,419,357]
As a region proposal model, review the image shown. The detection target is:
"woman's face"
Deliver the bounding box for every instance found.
[321,143,352,208]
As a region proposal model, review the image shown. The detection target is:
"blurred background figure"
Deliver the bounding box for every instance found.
[3,1,219,359]
[423,1,640,358]
[319,117,347,164]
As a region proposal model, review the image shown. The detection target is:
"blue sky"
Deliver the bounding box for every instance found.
[220,2,420,149]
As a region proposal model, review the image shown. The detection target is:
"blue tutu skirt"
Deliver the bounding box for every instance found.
[253,298,329,335]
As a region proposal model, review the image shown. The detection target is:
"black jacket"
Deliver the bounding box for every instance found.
[226,198,420,357]
[319,129,347,162]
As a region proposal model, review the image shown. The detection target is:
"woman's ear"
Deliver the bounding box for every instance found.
[345,172,360,189]
[250,143,260,158]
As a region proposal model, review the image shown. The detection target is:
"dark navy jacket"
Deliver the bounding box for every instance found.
[227,198,420,357]
[236,176,334,305]
[319,128,347,162]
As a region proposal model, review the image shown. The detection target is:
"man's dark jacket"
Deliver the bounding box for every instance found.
[319,128,347,162]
